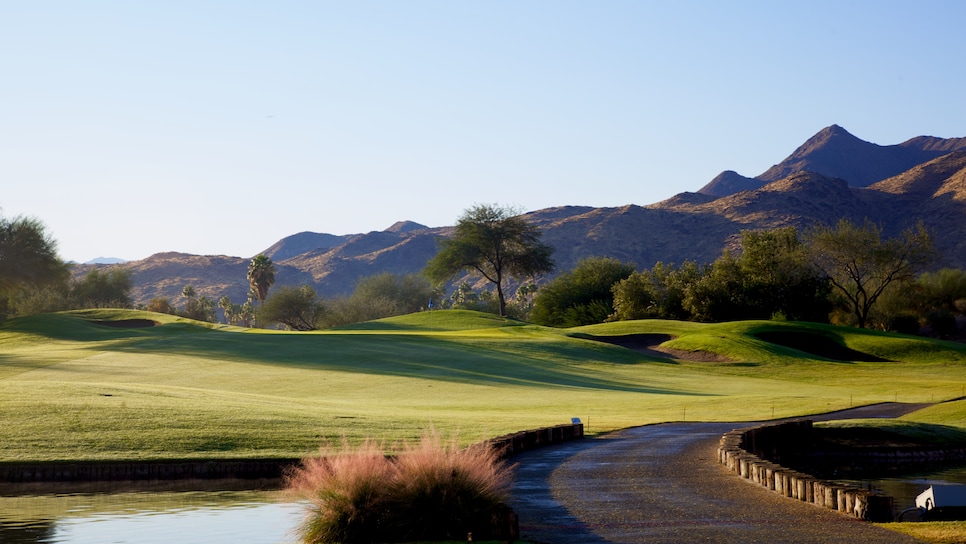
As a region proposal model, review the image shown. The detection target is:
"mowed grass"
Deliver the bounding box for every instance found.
[1,309,965,462]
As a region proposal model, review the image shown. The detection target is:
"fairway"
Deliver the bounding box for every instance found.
[1,309,965,462]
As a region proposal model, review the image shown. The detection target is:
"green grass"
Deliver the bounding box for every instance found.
[876,521,966,543]
[1,309,965,462]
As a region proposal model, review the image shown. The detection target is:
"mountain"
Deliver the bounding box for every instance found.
[262,232,350,262]
[76,126,966,308]
[84,257,127,265]
[699,124,966,196]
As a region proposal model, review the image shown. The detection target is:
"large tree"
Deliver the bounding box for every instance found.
[247,254,276,304]
[424,204,554,316]
[807,219,936,328]
[737,227,830,322]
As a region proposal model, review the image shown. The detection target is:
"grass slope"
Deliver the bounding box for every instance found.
[1,309,965,462]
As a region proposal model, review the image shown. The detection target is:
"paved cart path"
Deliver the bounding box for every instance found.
[508,404,930,544]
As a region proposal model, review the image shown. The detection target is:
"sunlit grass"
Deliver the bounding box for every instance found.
[1,309,965,462]
[876,521,966,543]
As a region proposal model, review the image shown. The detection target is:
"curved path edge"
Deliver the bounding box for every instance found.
[508,403,932,544]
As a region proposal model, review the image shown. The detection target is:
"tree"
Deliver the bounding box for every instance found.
[247,254,276,304]
[737,227,830,322]
[682,252,749,322]
[238,299,255,328]
[145,297,176,315]
[183,295,216,322]
[218,295,238,324]
[424,204,554,316]
[258,285,324,331]
[531,256,635,327]
[0,214,68,316]
[915,268,966,314]
[70,269,133,308]
[350,272,439,316]
[182,285,196,302]
[611,261,700,321]
[807,219,937,328]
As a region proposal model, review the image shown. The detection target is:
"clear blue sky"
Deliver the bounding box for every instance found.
[3,1,965,263]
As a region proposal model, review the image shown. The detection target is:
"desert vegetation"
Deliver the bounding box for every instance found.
[536,221,954,336]
[424,203,555,317]
[286,432,513,543]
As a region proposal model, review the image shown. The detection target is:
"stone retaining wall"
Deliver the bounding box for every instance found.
[718,420,895,522]
[488,422,584,459]
[0,458,295,484]
[0,422,585,484]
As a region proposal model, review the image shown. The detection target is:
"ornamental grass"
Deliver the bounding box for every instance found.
[285,432,514,543]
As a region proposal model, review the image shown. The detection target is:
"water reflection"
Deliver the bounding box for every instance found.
[0,480,304,544]
[841,465,966,518]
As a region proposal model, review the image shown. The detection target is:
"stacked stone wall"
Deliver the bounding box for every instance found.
[0,423,584,484]
[718,421,895,521]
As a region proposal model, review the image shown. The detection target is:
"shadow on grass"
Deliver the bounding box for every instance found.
[25,321,707,396]
[754,330,890,362]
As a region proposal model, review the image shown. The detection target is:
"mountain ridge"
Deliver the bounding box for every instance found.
[74,125,966,307]
[699,124,966,196]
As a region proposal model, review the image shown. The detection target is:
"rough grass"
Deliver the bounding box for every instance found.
[2,309,966,462]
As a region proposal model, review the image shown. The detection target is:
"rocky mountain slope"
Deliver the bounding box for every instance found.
[698,124,966,196]
[78,126,966,308]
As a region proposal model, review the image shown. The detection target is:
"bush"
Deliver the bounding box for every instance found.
[259,285,325,330]
[286,432,514,543]
[531,256,635,327]
[883,314,921,335]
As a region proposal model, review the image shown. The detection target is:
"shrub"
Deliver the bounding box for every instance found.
[287,438,396,543]
[386,433,513,542]
[883,314,921,335]
[286,432,514,543]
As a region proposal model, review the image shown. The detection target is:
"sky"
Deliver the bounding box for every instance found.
[3,1,966,263]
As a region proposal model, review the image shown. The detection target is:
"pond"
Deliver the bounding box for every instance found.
[839,464,966,519]
[3,465,966,542]
[0,480,304,544]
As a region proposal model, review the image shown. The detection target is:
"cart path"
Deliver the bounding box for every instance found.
[508,404,930,544]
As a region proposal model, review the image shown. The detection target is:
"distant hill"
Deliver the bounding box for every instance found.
[75,126,966,308]
[262,232,350,262]
[84,257,127,265]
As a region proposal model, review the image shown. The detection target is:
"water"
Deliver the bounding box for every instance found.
[2,466,964,542]
[839,465,966,520]
[0,481,304,544]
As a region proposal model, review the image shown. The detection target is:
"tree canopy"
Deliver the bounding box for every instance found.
[0,214,67,295]
[531,256,635,327]
[807,219,936,328]
[70,269,132,308]
[424,204,554,316]
[259,285,324,331]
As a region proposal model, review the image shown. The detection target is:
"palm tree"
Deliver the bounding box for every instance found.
[247,254,276,305]
[181,285,196,315]
[218,295,234,324]
[182,285,196,301]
